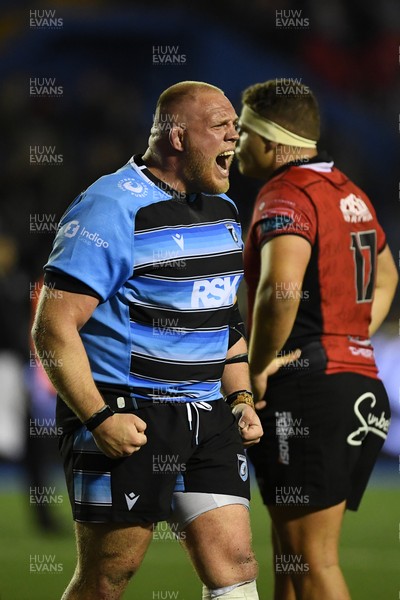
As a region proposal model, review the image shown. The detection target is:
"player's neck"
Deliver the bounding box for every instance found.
[142,150,187,193]
[273,148,317,170]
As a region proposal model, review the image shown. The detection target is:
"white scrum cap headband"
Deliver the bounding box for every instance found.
[240,104,317,148]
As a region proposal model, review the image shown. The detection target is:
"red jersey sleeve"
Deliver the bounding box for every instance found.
[253,181,317,249]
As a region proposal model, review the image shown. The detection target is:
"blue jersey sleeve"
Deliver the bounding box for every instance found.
[45,191,133,302]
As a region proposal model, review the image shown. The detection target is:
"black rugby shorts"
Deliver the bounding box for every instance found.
[247,372,390,511]
[59,393,250,523]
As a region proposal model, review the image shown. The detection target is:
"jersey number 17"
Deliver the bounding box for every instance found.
[350,230,377,303]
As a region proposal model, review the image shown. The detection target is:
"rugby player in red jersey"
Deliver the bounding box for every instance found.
[235,80,398,600]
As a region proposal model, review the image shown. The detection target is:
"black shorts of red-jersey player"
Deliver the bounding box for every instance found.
[247,371,390,510]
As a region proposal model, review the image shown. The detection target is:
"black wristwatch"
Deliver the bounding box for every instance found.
[84,405,114,432]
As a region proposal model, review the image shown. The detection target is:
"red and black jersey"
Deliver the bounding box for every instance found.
[244,156,386,378]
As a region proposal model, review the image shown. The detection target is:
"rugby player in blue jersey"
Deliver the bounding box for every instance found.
[32,81,266,600]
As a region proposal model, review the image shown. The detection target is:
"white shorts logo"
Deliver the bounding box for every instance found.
[191,275,240,308]
[237,454,248,482]
[125,492,140,510]
[347,392,390,446]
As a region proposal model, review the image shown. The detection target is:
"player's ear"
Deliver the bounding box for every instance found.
[168,125,186,152]
[263,139,277,154]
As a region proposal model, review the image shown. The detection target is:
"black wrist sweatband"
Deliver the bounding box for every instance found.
[225,353,249,365]
[84,405,114,431]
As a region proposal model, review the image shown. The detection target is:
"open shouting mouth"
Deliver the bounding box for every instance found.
[215,150,235,177]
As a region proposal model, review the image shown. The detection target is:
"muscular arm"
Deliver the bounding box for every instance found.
[221,337,250,396]
[32,287,147,457]
[32,288,105,420]
[249,235,311,402]
[249,235,311,374]
[369,245,398,336]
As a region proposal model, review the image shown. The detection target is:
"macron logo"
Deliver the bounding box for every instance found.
[172,233,184,250]
[125,492,140,511]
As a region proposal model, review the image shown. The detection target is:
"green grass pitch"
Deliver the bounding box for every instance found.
[0,482,398,599]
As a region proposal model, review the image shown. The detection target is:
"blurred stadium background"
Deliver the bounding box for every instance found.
[0,1,399,598]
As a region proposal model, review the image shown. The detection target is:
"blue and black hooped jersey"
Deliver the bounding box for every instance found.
[45,155,244,406]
